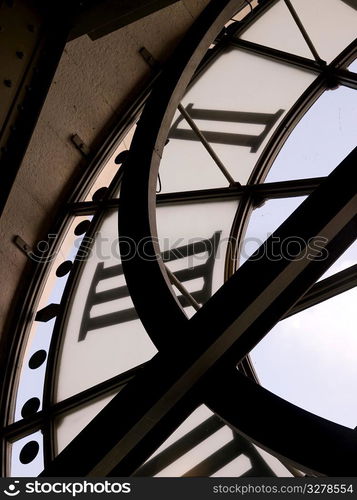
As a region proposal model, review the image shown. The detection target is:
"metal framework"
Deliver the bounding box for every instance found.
[1,0,356,478]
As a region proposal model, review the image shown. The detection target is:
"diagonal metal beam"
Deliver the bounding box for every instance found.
[69,0,180,41]
[41,147,357,476]
[283,0,323,63]
[283,262,357,318]
[177,103,236,186]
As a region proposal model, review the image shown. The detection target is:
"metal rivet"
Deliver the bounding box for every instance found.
[26,85,32,92]
[16,50,24,59]
[4,79,12,87]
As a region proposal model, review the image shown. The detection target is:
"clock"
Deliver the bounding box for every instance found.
[2,0,357,477]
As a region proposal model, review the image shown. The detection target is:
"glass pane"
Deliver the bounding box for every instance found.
[10,431,44,477]
[159,48,316,192]
[56,210,157,401]
[55,391,118,454]
[251,288,357,428]
[240,0,312,58]
[156,201,238,318]
[266,86,357,182]
[137,405,292,477]
[231,0,258,22]
[319,239,357,281]
[240,197,306,266]
[12,216,91,422]
[290,0,357,63]
[85,124,136,201]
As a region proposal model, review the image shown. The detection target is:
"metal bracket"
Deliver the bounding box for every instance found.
[13,235,33,257]
[71,133,90,157]
[139,47,159,69]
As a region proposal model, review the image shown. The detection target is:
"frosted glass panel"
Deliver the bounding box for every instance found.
[240,0,312,58]
[56,391,117,454]
[56,210,157,401]
[160,48,316,192]
[290,0,357,63]
[13,216,91,422]
[138,405,292,477]
[240,197,306,265]
[266,86,357,182]
[251,288,357,428]
[156,201,238,318]
[57,198,237,399]
[10,431,44,477]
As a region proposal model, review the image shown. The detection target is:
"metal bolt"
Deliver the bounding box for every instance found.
[16,51,24,59]
[4,79,12,87]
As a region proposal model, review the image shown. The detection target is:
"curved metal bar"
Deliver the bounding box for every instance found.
[119,0,242,348]
[205,368,357,477]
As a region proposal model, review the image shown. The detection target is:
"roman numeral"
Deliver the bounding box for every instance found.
[133,414,277,477]
[78,232,221,341]
[169,103,284,153]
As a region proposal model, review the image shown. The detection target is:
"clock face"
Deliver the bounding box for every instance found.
[2,0,357,477]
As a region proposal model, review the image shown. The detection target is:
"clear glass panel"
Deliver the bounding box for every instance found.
[240,197,306,266]
[10,431,44,477]
[251,288,357,428]
[266,86,357,182]
[159,48,316,192]
[156,201,239,318]
[349,58,357,72]
[240,0,312,58]
[55,210,157,401]
[137,405,292,477]
[55,390,118,454]
[12,216,91,422]
[290,0,357,63]
[14,320,54,422]
[319,239,357,281]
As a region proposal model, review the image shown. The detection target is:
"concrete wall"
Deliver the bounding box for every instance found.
[0,0,211,338]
